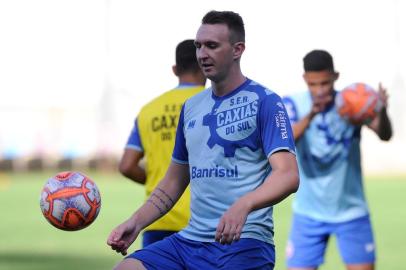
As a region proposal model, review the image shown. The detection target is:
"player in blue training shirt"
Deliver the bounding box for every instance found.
[283,50,392,270]
[107,10,299,270]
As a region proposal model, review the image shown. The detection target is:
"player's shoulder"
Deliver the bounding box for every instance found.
[245,79,279,97]
[139,86,199,113]
[282,90,311,108]
[183,88,212,107]
[134,90,171,123]
[140,89,170,107]
[282,91,312,121]
[282,90,309,102]
[246,79,284,106]
[157,85,206,104]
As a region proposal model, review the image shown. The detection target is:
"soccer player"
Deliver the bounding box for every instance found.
[118,39,206,247]
[283,50,392,270]
[108,10,299,270]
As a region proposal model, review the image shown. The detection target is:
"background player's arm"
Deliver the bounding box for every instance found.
[119,148,146,184]
[366,83,392,141]
[215,151,299,244]
[107,161,189,255]
[291,114,312,140]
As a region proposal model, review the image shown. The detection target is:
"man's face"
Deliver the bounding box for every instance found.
[194,23,235,82]
[303,70,338,99]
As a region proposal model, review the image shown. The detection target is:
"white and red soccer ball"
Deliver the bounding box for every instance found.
[40,171,101,231]
[335,82,382,125]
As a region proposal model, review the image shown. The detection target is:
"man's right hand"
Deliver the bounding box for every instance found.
[107,218,141,256]
[290,92,334,140]
[310,93,333,118]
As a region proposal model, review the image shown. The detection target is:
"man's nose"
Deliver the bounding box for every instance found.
[317,86,329,96]
[196,47,208,59]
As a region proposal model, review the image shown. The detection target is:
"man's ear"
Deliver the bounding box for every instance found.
[334,72,340,81]
[302,73,308,83]
[233,42,245,60]
[172,65,178,76]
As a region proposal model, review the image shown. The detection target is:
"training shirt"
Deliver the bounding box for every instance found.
[172,79,296,245]
[282,90,369,223]
[126,84,204,231]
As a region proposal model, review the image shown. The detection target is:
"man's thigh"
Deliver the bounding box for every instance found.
[113,258,146,270]
[335,215,375,265]
[286,214,330,268]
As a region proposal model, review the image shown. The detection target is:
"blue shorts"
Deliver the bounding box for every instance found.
[128,233,275,270]
[286,214,376,268]
[142,230,177,247]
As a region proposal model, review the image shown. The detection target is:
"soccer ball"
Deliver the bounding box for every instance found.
[40,171,101,231]
[335,82,382,125]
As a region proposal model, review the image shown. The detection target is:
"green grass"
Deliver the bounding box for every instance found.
[0,172,405,270]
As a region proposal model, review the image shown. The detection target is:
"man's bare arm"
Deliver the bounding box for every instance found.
[119,149,146,184]
[107,161,190,255]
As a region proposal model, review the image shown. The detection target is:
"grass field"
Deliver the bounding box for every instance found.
[0,171,405,270]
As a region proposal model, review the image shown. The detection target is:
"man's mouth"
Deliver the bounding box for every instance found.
[201,63,214,71]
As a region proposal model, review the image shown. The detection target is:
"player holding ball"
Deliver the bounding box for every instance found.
[282,49,392,270]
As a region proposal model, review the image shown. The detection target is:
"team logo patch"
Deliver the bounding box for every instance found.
[203,88,266,157]
[187,119,196,129]
[275,110,289,139]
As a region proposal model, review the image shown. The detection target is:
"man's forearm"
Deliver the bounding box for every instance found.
[122,166,146,184]
[292,113,312,140]
[130,187,178,230]
[377,108,392,141]
[119,149,147,184]
[128,162,190,230]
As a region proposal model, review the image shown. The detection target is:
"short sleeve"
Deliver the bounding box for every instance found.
[259,94,296,158]
[172,105,189,164]
[125,118,143,152]
[282,96,299,123]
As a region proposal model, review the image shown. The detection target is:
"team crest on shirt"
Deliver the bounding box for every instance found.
[203,88,266,157]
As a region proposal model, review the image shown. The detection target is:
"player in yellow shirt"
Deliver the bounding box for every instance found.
[119,39,206,247]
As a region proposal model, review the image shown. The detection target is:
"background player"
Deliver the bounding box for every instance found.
[108,10,299,270]
[118,39,206,247]
[283,49,392,270]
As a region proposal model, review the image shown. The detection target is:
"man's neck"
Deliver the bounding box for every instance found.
[212,72,246,97]
[179,73,206,86]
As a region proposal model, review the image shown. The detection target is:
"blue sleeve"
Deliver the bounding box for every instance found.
[125,118,143,152]
[259,94,296,158]
[172,105,189,164]
[282,96,299,123]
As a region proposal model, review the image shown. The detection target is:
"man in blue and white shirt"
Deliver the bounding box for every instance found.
[107,10,299,270]
[284,50,392,270]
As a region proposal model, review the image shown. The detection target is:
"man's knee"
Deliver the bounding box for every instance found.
[113,258,146,270]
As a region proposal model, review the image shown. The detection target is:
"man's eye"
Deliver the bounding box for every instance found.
[194,43,201,49]
[207,43,217,49]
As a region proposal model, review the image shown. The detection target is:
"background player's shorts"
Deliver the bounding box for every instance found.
[127,233,275,270]
[142,230,177,247]
[286,214,376,268]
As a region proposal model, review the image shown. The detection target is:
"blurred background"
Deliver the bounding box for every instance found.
[0,0,405,174]
[0,1,405,269]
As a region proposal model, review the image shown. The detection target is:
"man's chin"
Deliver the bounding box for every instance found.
[205,73,218,82]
